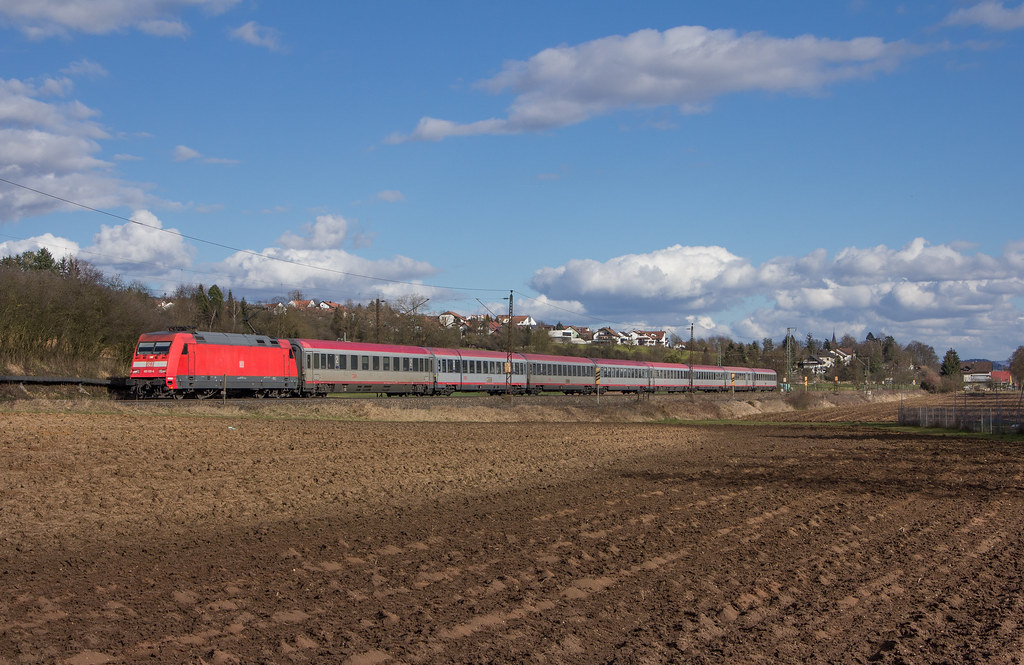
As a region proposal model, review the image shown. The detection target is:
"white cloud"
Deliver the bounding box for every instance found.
[943,2,1024,30]
[376,190,406,203]
[60,59,109,79]
[0,232,80,259]
[229,20,283,51]
[276,214,354,250]
[0,75,156,222]
[530,238,1024,358]
[87,209,194,270]
[531,244,758,315]
[0,0,240,38]
[172,145,202,162]
[172,144,239,165]
[391,25,914,142]
[219,245,438,296]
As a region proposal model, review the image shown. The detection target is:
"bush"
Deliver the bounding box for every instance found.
[918,368,943,393]
[784,390,817,411]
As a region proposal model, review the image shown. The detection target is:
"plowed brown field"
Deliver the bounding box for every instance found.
[2,392,1023,664]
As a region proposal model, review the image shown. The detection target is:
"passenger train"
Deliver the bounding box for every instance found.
[128,329,778,399]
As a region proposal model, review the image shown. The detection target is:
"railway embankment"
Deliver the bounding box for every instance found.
[0,388,913,423]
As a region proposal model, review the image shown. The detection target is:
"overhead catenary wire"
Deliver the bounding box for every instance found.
[0,176,504,294]
[1,176,670,332]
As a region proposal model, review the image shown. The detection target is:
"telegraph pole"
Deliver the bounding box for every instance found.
[375,298,382,344]
[689,322,695,393]
[785,326,795,390]
[505,290,513,395]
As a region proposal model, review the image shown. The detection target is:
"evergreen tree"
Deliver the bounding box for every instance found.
[940,348,962,377]
[1010,346,1024,387]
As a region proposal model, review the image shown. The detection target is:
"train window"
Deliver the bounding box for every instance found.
[350,355,357,370]
[136,342,154,354]
[339,355,347,370]
[393,357,400,371]
[313,354,319,370]
[383,357,390,371]
[361,356,369,371]
[373,356,380,371]
[155,342,171,354]
[402,358,409,371]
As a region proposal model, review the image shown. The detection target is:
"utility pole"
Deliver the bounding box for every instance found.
[786,327,795,390]
[689,322,694,393]
[505,290,513,395]
[375,298,382,344]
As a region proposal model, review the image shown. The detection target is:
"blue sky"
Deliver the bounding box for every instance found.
[1,1,1022,359]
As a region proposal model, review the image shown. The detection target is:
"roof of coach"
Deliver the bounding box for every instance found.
[291,339,431,354]
[590,357,648,367]
[521,353,596,364]
[432,347,527,360]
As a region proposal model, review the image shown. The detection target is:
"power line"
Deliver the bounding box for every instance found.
[1,176,685,333]
[0,176,505,294]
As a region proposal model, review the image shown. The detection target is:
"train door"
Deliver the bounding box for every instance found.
[182,342,196,379]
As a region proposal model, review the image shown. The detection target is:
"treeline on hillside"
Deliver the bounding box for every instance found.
[4,249,1014,390]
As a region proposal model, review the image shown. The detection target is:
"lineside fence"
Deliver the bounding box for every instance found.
[897,390,1023,435]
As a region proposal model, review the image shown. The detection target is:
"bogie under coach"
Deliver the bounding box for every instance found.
[127,330,778,399]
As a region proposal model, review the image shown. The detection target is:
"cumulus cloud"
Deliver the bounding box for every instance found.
[0,232,80,259]
[229,21,283,51]
[943,2,1024,30]
[219,225,439,296]
[276,214,358,250]
[531,244,758,315]
[530,238,1024,358]
[0,74,155,222]
[87,209,194,270]
[0,0,240,38]
[389,25,914,142]
[0,211,193,285]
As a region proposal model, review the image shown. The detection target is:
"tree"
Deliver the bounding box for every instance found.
[1009,346,1024,387]
[904,340,939,372]
[940,348,963,392]
[940,348,962,377]
[206,284,224,328]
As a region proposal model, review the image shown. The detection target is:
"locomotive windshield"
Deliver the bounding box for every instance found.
[136,341,172,355]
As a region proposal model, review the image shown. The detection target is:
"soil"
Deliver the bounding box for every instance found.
[2,391,1023,664]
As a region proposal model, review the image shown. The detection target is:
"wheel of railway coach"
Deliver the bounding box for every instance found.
[254,390,265,399]
[172,391,184,400]
[194,389,218,400]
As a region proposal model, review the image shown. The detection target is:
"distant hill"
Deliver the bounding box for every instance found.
[965,358,1007,370]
